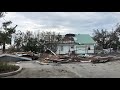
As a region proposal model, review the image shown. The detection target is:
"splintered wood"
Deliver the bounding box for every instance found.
[39,53,120,64]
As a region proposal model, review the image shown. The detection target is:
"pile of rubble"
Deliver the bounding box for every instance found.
[91,56,112,63]
[39,53,120,64]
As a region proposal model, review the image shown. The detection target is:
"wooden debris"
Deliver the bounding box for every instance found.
[39,53,120,64]
[91,56,110,63]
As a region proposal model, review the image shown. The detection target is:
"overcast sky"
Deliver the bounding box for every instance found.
[1,12,120,36]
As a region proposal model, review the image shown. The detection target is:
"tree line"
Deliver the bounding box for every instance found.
[1,12,120,54]
[13,30,62,53]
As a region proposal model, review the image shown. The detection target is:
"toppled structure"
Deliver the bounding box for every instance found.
[0,54,32,62]
[13,52,39,60]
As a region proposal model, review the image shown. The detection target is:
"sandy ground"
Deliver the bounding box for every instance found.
[4,60,120,78]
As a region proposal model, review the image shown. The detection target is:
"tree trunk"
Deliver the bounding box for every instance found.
[2,42,5,53]
[110,43,111,54]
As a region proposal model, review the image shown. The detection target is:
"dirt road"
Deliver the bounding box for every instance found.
[5,60,120,78]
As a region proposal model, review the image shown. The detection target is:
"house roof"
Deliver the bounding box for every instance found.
[74,34,96,44]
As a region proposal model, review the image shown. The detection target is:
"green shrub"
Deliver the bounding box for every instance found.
[0,62,19,73]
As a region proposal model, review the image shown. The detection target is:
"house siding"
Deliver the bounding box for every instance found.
[56,44,95,54]
[56,44,75,54]
[75,44,95,54]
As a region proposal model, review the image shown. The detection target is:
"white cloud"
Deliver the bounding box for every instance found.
[1,12,120,36]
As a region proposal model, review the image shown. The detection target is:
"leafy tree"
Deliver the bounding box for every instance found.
[93,25,120,52]
[107,31,119,51]
[14,30,24,51]
[111,23,120,50]
[14,30,61,53]
[93,29,109,49]
[40,31,59,52]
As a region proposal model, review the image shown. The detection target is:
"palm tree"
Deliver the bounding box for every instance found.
[0,21,17,53]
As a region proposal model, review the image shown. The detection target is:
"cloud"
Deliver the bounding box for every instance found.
[1,12,120,36]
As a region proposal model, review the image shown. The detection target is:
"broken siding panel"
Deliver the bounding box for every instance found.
[56,44,75,54]
[87,45,94,50]
[56,45,66,54]
[75,45,86,54]
[88,50,94,53]
[63,46,70,54]
[76,49,86,54]
[57,45,69,54]
[75,44,95,54]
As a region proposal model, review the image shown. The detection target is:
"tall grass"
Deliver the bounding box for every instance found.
[0,62,19,73]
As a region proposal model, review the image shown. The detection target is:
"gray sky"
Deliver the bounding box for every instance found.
[1,12,120,36]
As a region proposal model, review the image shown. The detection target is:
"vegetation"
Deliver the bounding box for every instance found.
[0,62,19,73]
[0,12,18,53]
[14,31,62,53]
[0,21,17,53]
[12,24,120,53]
[93,24,120,51]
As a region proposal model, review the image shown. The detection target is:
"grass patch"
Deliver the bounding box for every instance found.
[0,62,19,73]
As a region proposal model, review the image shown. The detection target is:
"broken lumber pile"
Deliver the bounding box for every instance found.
[91,56,113,63]
[45,55,70,63]
[41,54,89,63]
[39,53,120,64]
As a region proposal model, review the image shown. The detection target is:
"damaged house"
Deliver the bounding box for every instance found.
[56,34,96,55]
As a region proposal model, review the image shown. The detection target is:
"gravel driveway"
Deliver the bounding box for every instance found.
[5,60,120,78]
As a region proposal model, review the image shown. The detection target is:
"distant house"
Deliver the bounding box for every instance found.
[56,34,96,55]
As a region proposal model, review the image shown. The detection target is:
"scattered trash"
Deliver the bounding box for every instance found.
[16,61,21,64]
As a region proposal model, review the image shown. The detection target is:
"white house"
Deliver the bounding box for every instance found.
[56,34,96,55]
